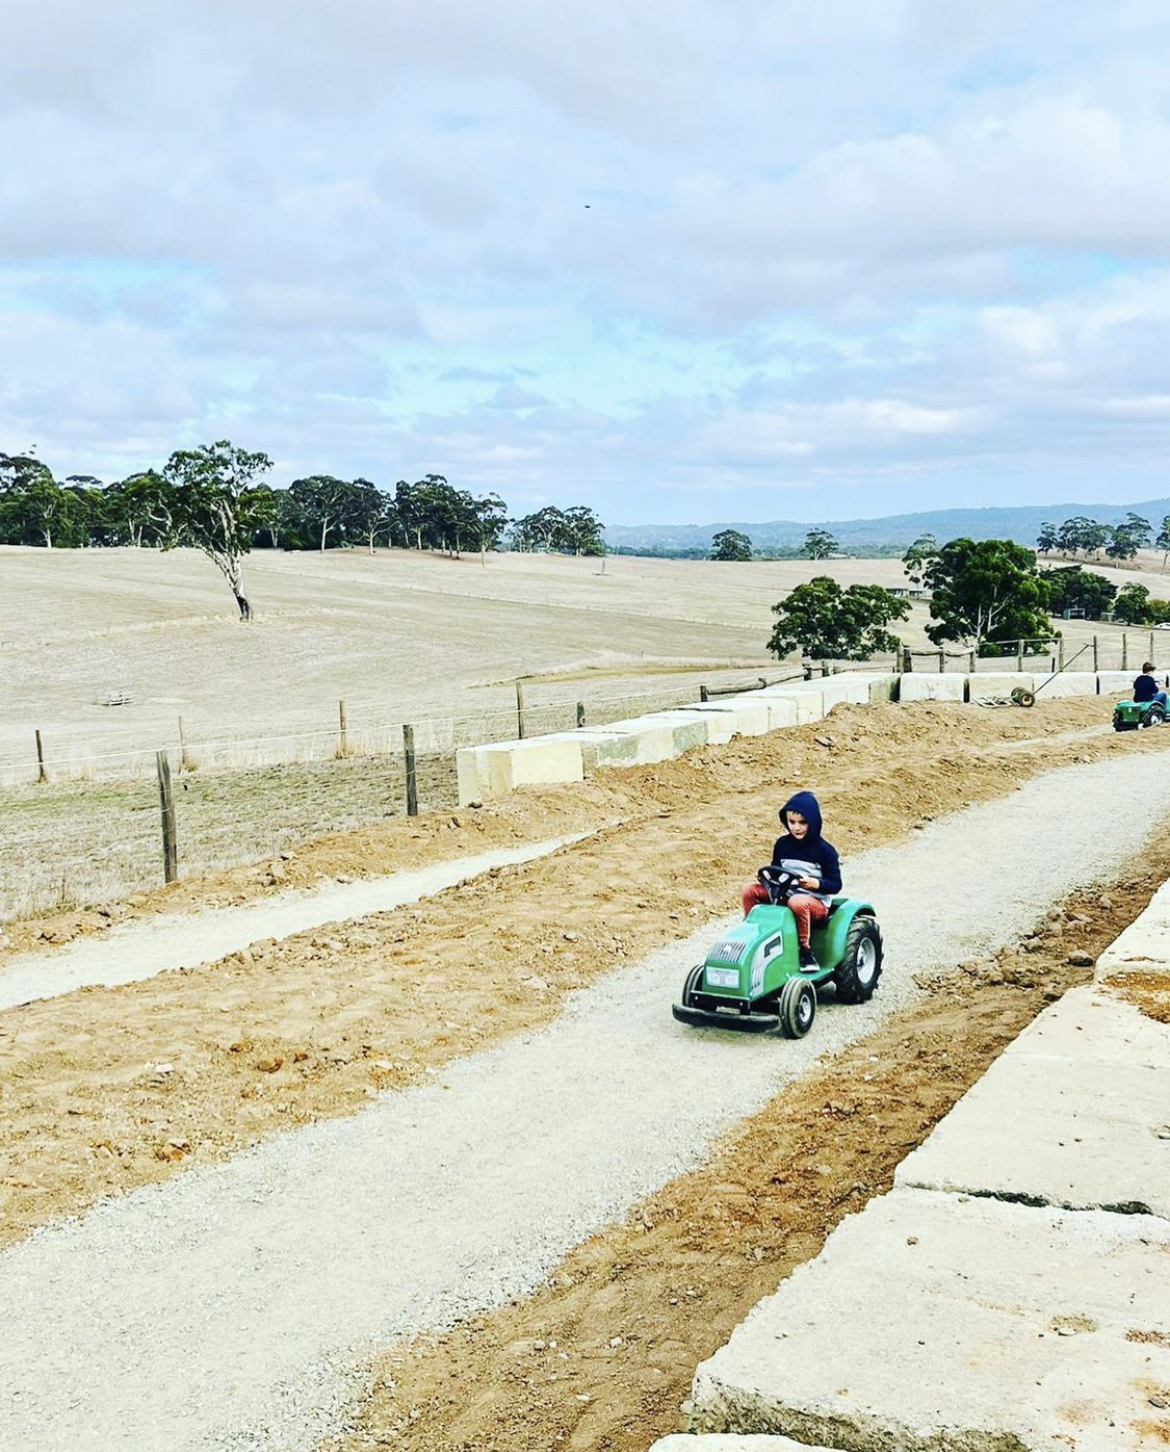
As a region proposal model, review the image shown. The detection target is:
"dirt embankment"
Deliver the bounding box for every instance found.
[0,698,1165,1253]
[320,854,1170,1452]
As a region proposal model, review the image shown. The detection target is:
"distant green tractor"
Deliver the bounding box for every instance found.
[671,866,883,1039]
[1113,698,1167,732]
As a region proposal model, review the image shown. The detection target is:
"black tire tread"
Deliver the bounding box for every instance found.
[834,914,884,1005]
[778,977,816,1038]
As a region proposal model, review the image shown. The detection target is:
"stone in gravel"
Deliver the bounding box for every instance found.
[1068,950,1095,966]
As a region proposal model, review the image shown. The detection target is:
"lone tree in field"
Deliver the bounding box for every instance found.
[901,533,938,586]
[802,527,838,560]
[768,577,909,661]
[711,528,753,561]
[924,538,1050,654]
[163,441,275,620]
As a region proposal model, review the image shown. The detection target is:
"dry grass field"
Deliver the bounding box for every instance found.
[1,542,1167,919]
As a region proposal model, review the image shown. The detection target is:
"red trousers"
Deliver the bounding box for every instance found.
[742,883,829,946]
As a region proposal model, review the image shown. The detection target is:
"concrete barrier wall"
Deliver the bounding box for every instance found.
[897,672,966,702]
[1034,670,1097,697]
[756,685,824,724]
[967,672,1034,698]
[457,671,1107,803]
[672,700,772,738]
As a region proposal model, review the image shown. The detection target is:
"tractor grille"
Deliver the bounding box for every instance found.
[708,936,749,965]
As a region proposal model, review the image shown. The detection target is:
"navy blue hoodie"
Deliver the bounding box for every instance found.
[770,790,842,902]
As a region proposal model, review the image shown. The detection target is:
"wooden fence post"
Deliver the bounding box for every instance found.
[1058,637,1065,671]
[700,684,710,701]
[1150,630,1156,663]
[968,649,976,674]
[178,716,193,773]
[1015,641,1023,672]
[1122,633,1128,671]
[403,724,418,817]
[338,699,348,757]
[937,649,945,673]
[576,701,585,728]
[515,681,526,739]
[1093,634,1099,672]
[35,729,47,784]
[156,749,178,883]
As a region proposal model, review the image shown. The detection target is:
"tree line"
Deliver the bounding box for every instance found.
[1037,511,1170,564]
[767,533,1170,663]
[0,443,604,619]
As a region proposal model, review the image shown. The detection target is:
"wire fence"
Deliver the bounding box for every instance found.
[0,671,809,791]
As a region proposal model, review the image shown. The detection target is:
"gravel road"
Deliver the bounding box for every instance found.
[0,835,584,1011]
[2,752,1168,1452]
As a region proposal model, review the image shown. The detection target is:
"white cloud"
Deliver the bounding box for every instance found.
[4,2,1170,520]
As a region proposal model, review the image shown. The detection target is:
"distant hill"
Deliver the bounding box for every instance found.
[604,499,1170,555]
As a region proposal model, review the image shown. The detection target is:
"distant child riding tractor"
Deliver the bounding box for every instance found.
[1113,662,1170,732]
[672,791,883,1039]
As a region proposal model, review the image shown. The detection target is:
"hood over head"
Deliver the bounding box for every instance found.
[780,790,823,838]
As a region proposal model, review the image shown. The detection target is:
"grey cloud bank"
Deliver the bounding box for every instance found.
[3,2,1170,523]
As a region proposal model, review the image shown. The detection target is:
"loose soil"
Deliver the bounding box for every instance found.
[2,700,1168,1254]
[318,853,1170,1452]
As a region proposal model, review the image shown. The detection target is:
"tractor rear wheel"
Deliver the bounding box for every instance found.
[834,915,883,1004]
[778,977,816,1038]
[1141,706,1166,728]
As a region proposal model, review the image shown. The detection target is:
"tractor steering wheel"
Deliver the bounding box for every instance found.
[757,864,804,903]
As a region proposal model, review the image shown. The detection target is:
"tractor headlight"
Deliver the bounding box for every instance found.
[705,966,740,989]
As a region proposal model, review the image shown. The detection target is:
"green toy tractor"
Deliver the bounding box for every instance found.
[1113,698,1167,731]
[672,866,883,1039]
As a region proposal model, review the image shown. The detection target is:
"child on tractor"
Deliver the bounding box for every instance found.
[1133,663,1169,710]
[742,790,842,970]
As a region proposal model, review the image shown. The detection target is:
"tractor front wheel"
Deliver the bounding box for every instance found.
[778,978,816,1038]
[834,915,884,1004]
[681,963,704,1007]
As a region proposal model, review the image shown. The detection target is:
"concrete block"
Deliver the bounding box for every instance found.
[967,672,1035,700]
[455,737,584,803]
[756,685,824,724]
[1097,670,1133,696]
[897,672,966,702]
[1096,877,1170,979]
[896,985,1170,1218]
[817,676,873,710]
[863,672,900,703]
[692,1188,1170,1451]
[656,707,736,745]
[673,699,771,738]
[575,716,698,765]
[1032,670,1098,698]
[754,695,799,731]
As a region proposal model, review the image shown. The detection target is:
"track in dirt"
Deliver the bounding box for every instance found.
[3,735,1170,1452]
[0,698,1155,1252]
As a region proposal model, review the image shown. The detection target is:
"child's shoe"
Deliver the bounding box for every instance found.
[798,946,818,970]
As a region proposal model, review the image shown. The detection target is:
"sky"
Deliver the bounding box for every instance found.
[4,1,1170,526]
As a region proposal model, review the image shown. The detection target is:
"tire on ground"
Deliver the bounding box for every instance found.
[778,977,816,1038]
[834,913,884,1004]
[681,962,704,1006]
